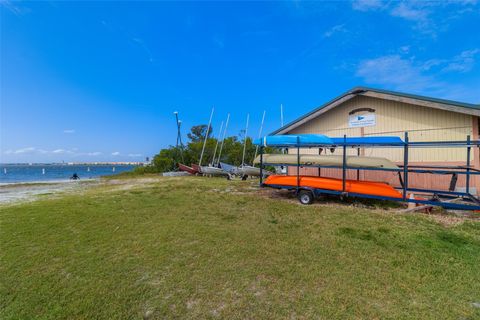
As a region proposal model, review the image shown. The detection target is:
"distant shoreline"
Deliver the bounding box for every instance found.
[1,163,137,185]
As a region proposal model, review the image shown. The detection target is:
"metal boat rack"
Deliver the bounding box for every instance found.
[258,133,480,210]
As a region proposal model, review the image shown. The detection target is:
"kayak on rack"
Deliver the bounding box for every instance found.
[254,154,398,169]
[263,175,403,199]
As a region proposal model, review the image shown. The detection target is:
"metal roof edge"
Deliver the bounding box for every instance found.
[355,86,480,109]
[270,86,480,135]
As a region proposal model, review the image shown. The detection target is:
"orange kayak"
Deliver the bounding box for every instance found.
[264,175,403,199]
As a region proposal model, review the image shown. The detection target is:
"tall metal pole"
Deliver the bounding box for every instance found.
[174,111,184,164]
[241,113,250,166]
[199,107,214,166]
[280,104,285,157]
[254,110,266,161]
[211,121,224,166]
[178,120,183,148]
[260,147,264,185]
[216,113,230,166]
[174,112,184,148]
[174,111,180,148]
[280,104,284,127]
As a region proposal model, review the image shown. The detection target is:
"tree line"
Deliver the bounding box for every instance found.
[136,124,263,173]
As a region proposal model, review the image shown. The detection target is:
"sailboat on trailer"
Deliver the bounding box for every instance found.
[197,108,230,177]
[214,113,239,175]
[236,111,271,178]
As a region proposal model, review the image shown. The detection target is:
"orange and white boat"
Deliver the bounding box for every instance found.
[263,175,403,199]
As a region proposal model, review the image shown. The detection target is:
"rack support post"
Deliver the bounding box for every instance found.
[342,135,347,192]
[259,147,264,185]
[466,135,471,195]
[297,137,300,193]
[403,132,409,201]
[356,147,360,181]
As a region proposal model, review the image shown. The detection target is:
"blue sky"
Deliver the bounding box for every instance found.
[1,0,479,163]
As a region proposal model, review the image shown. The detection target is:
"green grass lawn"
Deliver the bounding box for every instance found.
[1,176,479,319]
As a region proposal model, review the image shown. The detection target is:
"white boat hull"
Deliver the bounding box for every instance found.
[237,165,271,177]
[254,154,398,169]
[200,166,230,176]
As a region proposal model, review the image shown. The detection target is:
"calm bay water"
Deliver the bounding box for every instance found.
[0,164,137,184]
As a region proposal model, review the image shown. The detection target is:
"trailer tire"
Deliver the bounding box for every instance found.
[298,190,314,205]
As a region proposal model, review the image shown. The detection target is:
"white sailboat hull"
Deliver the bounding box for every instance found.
[237,165,272,177]
[200,166,230,176]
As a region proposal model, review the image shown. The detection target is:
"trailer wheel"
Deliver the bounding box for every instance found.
[298,190,314,205]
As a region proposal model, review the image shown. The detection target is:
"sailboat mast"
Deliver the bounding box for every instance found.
[241,113,250,166]
[199,107,214,166]
[280,104,284,127]
[216,113,230,166]
[211,120,224,165]
[253,110,266,161]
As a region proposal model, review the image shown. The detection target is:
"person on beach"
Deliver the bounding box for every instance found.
[70,173,80,180]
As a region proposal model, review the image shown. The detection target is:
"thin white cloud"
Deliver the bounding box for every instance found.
[356,55,438,93]
[13,147,36,154]
[400,46,410,54]
[0,0,30,16]
[422,58,445,71]
[3,147,49,155]
[355,48,480,101]
[100,20,154,63]
[52,149,75,154]
[128,153,142,157]
[63,129,75,134]
[86,152,102,156]
[352,1,479,36]
[2,147,102,157]
[212,35,225,49]
[111,151,120,156]
[351,0,384,12]
[131,37,154,63]
[390,2,429,21]
[323,24,347,38]
[442,49,480,73]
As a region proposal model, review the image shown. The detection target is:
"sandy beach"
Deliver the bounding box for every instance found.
[0,180,97,205]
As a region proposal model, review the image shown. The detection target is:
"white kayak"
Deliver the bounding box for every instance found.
[253,154,398,169]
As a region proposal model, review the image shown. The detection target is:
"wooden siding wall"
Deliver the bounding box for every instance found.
[286,96,478,193]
